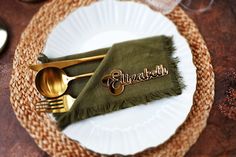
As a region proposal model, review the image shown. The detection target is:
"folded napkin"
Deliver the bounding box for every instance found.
[39,36,184,129]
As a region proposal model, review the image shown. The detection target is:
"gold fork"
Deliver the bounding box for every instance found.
[35,95,75,113]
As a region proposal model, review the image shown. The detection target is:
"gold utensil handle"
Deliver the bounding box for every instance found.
[69,72,94,82]
[29,54,106,72]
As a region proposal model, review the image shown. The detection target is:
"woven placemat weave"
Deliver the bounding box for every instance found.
[9,0,214,156]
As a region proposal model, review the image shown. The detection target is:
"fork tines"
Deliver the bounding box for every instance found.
[35,98,64,113]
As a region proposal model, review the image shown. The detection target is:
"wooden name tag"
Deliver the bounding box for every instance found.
[102,64,169,95]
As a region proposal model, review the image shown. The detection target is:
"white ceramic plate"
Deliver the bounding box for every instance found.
[43,0,196,155]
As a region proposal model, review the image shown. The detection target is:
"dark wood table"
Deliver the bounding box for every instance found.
[0,0,235,156]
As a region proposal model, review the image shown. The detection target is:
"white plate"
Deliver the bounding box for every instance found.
[43,0,196,155]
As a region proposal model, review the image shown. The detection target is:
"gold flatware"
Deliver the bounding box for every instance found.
[35,95,75,113]
[35,67,93,98]
[29,54,105,72]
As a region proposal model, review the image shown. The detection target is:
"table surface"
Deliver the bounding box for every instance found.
[0,0,235,157]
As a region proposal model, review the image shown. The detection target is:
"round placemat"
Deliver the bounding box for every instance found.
[9,0,214,156]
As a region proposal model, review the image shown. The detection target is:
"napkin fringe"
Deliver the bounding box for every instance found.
[164,36,185,93]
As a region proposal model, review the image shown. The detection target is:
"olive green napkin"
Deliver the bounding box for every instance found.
[39,36,184,129]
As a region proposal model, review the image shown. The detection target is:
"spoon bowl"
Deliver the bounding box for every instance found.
[35,67,93,98]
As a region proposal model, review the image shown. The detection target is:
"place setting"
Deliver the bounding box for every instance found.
[9,0,214,156]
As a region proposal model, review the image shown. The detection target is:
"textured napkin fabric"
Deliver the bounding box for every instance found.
[39,36,184,129]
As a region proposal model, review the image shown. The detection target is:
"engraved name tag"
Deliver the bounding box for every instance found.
[102,64,169,95]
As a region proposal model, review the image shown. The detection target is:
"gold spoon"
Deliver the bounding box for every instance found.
[29,54,106,72]
[35,67,93,98]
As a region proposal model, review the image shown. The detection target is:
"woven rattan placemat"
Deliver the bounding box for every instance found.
[9,0,214,156]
